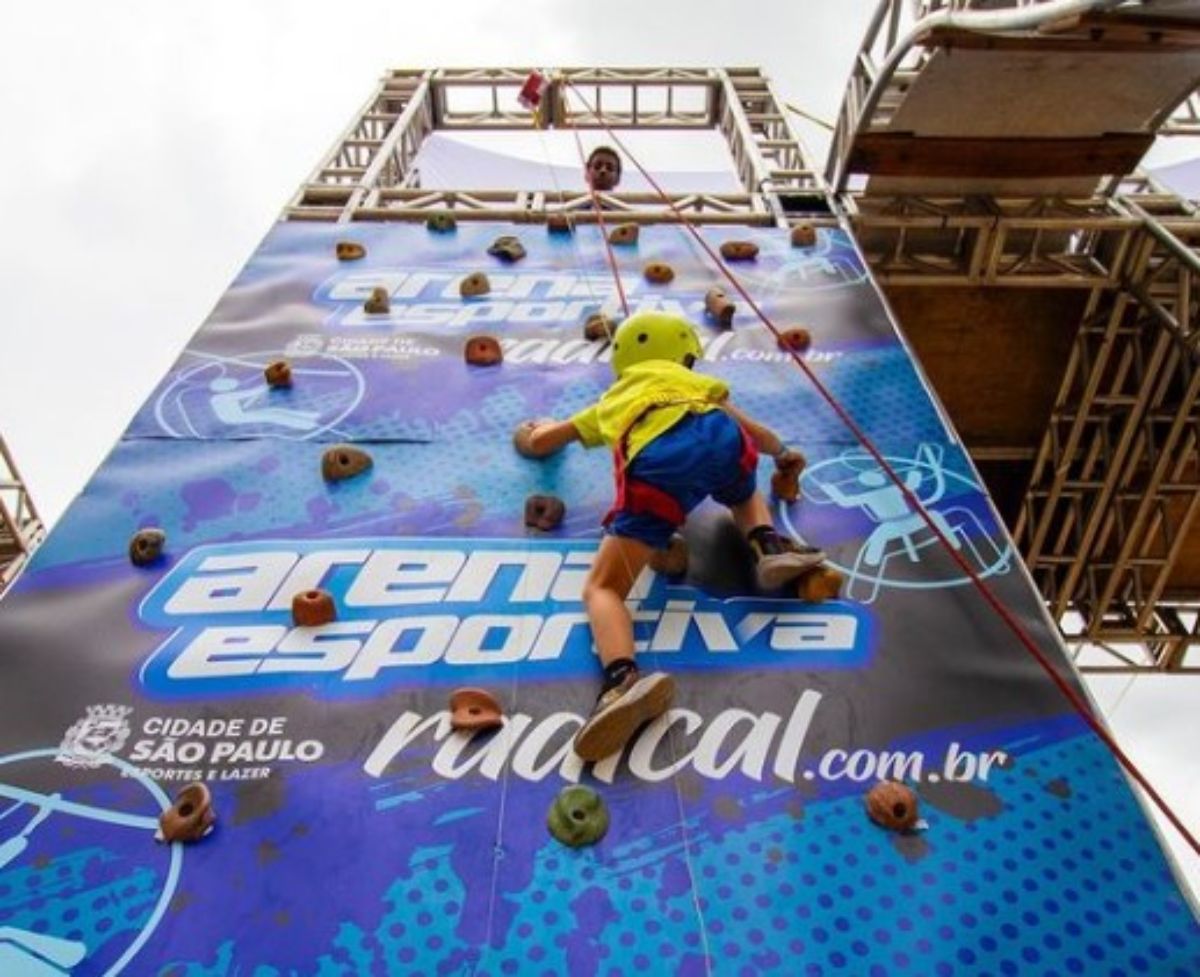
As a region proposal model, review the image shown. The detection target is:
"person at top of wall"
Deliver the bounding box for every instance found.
[585,145,622,192]
[515,311,824,762]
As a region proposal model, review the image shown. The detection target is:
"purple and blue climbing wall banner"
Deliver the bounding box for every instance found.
[0,222,1196,976]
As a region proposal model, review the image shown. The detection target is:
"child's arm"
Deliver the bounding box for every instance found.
[721,400,788,459]
[515,418,582,458]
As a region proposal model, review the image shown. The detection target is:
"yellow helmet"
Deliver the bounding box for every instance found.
[610,312,703,377]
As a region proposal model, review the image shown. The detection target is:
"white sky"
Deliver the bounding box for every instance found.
[0,0,1197,899]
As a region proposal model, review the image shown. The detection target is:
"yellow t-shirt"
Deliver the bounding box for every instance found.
[570,361,730,462]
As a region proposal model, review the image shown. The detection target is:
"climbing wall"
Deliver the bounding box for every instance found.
[0,221,1197,976]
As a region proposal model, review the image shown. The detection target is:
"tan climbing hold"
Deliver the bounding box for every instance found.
[525,494,566,531]
[460,272,491,298]
[488,235,527,263]
[264,360,292,389]
[778,328,812,354]
[643,262,675,285]
[649,534,688,578]
[335,241,366,261]
[796,566,843,603]
[705,287,736,329]
[321,444,373,482]
[771,450,807,503]
[364,287,390,315]
[583,313,616,342]
[465,335,503,367]
[129,528,166,567]
[720,240,759,262]
[791,223,817,248]
[866,781,921,833]
[547,214,574,234]
[427,214,457,233]
[607,223,639,246]
[292,588,336,627]
[449,687,504,733]
[157,783,215,844]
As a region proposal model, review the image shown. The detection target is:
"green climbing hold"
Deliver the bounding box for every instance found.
[546,785,609,848]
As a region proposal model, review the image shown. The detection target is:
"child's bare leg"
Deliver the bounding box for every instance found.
[729,491,773,535]
[582,534,653,666]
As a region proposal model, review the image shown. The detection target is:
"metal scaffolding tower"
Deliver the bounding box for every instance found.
[0,434,43,595]
[279,0,1200,673]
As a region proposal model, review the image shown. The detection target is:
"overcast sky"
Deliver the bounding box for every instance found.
[0,0,1197,896]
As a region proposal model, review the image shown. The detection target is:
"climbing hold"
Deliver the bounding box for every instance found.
[321,444,373,482]
[427,214,457,233]
[547,214,574,234]
[583,313,616,342]
[607,223,639,246]
[264,360,292,389]
[129,528,166,567]
[449,687,504,733]
[364,287,390,315]
[292,588,336,627]
[797,566,844,603]
[866,781,922,833]
[643,261,675,285]
[547,785,609,848]
[487,235,527,263]
[464,335,503,367]
[525,494,566,531]
[720,240,759,262]
[335,240,366,261]
[791,223,817,248]
[460,272,491,298]
[778,327,812,353]
[649,534,688,577]
[157,783,215,844]
[771,449,807,503]
[705,287,736,329]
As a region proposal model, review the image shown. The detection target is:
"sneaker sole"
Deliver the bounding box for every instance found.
[757,550,827,590]
[573,673,676,762]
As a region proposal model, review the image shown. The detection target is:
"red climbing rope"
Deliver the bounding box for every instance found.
[562,80,1200,857]
[567,122,631,318]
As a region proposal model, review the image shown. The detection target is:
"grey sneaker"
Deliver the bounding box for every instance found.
[755,545,826,590]
[573,671,676,762]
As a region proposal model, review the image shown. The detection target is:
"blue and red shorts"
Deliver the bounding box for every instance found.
[605,409,758,549]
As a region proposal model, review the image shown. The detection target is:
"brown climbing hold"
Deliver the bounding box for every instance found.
[487,235,527,263]
[426,214,457,233]
[720,240,759,262]
[866,781,921,833]
[364,287,390,315]
[643,262,675,285]
[449,687,504,732]
[465,335,503,367]
[778,328,812,354]
[649,534,688,577]
[321,444,373,482]
[547,214,574,234]
[791,223,817,248]
[264,360,292,389]
[335,240,366,261]
[525,494,566,531]
[460,272,491,298]
[607,223,639,246]
[705,287,736,329]
[157,783,215,844]
[583,313,616,342]
[292,588,336,627]
[796,566,843,603]
[771,450,807,503]
[129,528,166,567]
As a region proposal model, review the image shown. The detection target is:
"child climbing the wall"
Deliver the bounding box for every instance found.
[515,311,824,762]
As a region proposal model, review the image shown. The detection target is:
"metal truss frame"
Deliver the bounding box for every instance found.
[0,435,44,596]
[284,67,828,227]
